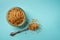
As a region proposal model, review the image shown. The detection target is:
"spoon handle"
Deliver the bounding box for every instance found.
[10,28,28,36]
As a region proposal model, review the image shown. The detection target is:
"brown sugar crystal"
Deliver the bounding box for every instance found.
[29,19,39,30]
[7,7,25,26]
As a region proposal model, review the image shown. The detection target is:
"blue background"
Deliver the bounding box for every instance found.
[0,0,60,40]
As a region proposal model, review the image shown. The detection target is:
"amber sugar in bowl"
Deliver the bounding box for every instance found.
[7,7,26,26]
